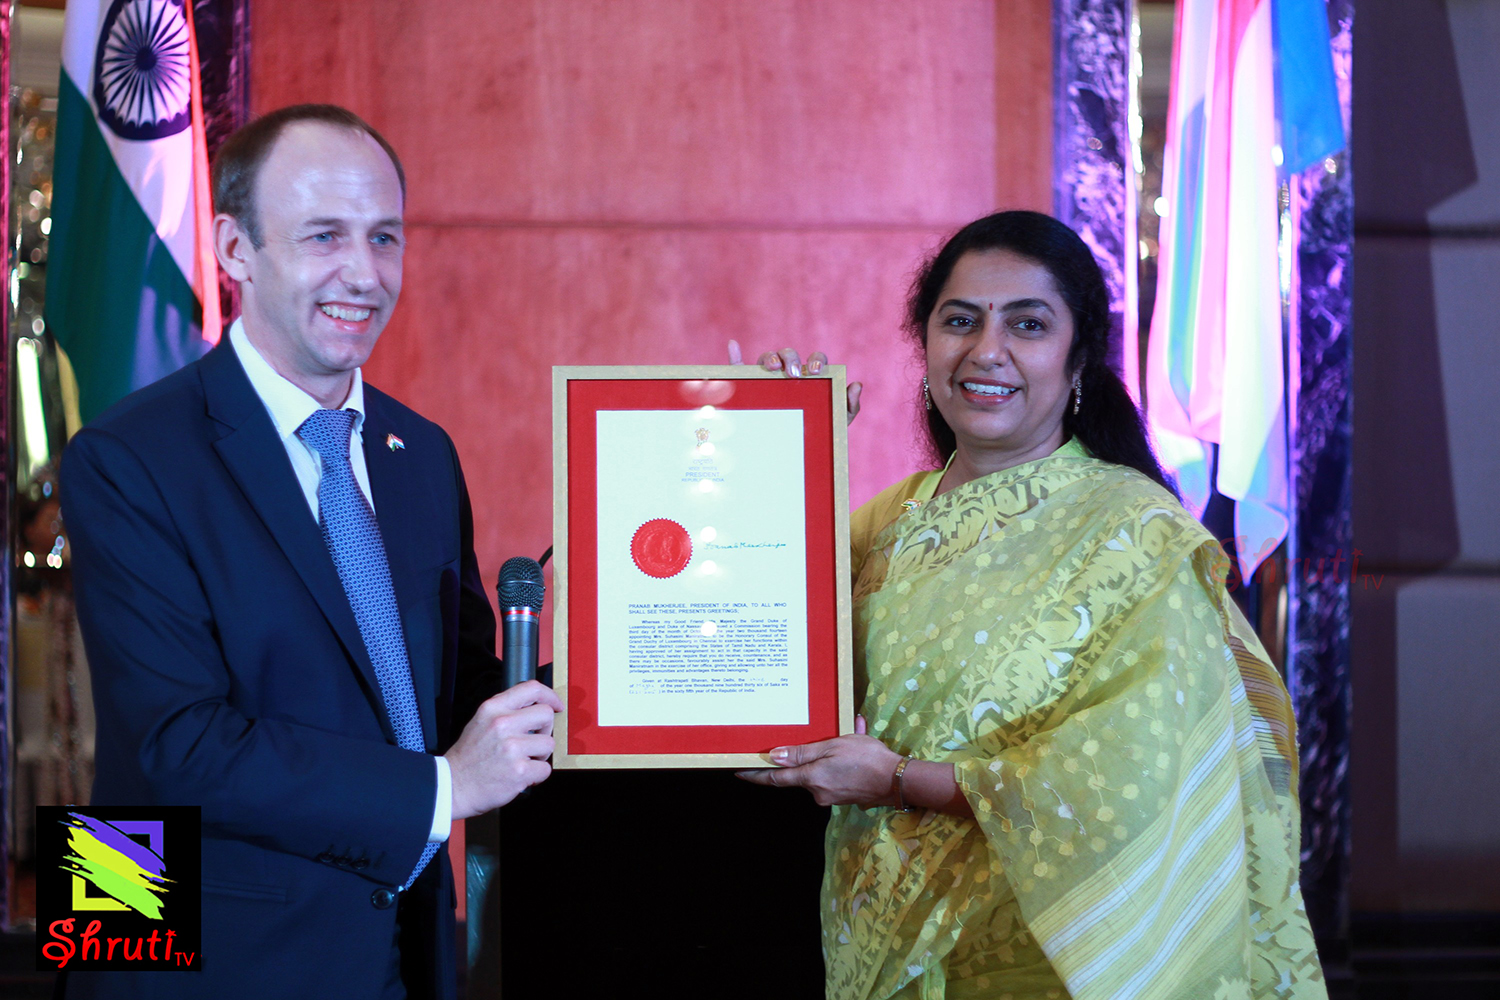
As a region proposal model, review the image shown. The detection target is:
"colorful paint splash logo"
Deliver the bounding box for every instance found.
[35,806,200,972]
[59,811,173,918]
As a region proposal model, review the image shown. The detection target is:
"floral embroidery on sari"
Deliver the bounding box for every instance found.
[824,444,1325,1000]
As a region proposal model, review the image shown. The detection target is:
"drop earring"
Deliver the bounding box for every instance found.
[1072,377,1082,415]
[923,376,933,411]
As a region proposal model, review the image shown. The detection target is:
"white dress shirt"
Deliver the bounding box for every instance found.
[230,319,452,844]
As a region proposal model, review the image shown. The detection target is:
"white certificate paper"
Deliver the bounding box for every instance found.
[595,409,809,727]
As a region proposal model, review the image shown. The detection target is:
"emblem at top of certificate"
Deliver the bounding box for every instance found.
[684,422,724,487]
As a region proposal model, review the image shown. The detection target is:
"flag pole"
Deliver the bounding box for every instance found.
[184,0,221,347]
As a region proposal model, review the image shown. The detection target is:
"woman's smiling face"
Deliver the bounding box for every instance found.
[924,249,1076,463]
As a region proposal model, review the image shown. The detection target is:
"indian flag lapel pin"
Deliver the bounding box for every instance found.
[386,433,405,451]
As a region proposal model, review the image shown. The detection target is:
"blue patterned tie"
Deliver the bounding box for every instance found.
[298,407,440,889]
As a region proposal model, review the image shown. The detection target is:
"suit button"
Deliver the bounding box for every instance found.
[371,888,397,910]
[316,853,334,864]
[335,856,352,867]
[352,858,369,870]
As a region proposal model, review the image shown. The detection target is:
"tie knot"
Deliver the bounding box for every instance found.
[297,408,358,461]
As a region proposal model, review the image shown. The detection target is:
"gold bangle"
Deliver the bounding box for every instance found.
[893,754,916,813]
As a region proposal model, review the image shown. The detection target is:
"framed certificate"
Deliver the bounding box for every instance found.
[552,366,854,768]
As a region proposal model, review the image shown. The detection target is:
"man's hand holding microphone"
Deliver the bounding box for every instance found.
[444,556,561,819]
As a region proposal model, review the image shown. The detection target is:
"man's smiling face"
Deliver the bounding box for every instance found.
[235,120,405,396]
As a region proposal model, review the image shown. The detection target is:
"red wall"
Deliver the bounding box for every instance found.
[253,0,1051,648]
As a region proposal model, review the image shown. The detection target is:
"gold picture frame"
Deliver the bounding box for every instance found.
[551,365,854,768]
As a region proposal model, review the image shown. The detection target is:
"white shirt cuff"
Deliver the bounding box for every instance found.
[429,755,453,843]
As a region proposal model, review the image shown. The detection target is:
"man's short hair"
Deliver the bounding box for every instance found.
[212,104,407,249]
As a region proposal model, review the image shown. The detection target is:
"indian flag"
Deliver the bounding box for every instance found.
[1146,0,1342,580]
[47,0,220,426]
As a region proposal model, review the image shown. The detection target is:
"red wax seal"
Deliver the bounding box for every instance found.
[631,519,692,579]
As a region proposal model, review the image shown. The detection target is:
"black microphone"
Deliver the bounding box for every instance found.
[498,557,544,690]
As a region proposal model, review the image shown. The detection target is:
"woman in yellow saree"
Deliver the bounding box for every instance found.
[738,212,1326,999]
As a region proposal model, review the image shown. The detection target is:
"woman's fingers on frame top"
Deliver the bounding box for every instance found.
[730,345,858,422]
[763,348,803,376]
[760,348,840,378]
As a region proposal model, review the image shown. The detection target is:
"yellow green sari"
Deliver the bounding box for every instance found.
[826,440,1326,1000]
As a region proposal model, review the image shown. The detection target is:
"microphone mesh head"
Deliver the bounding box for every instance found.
[498,557,545,611]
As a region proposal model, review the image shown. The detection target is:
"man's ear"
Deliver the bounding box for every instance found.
[214,213,253,283]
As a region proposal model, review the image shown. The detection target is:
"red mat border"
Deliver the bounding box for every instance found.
[564,377,840,756]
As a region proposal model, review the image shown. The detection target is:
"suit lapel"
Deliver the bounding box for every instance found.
[200,345,396,743]
[363,398,439,751]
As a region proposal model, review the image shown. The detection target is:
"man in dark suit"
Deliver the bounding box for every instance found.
[59,104,560,999]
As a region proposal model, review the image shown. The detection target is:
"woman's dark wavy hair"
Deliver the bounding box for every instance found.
[905,210,1176,496]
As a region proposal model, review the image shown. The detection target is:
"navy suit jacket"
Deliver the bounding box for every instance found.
[59,341,503,999]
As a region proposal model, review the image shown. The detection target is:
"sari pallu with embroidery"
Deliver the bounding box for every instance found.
[824,441,1326,1000]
